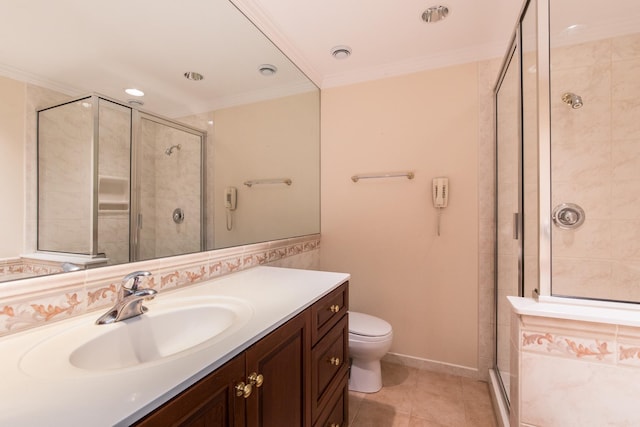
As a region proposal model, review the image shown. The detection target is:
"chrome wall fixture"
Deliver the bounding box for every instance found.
[165,144,182,156]
[552,203,585,229]
[561,92,583,109]
[243,178,292,187]
[422,5,449,23]
[351,171,415,182]
[172,208,185,224]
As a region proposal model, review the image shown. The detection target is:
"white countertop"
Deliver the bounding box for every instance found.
[0,266,349,426]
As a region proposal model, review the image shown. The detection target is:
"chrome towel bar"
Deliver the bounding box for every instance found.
[351,171,414,183]
[244,178,292,187]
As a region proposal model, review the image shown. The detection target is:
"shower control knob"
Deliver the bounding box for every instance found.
[552,203,585,230]
[172,208,185,224]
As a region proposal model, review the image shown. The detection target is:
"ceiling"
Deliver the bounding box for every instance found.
[232,0,525,87]
[3,1,639,116]
[0,0,315,117]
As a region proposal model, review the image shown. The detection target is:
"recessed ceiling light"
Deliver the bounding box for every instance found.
[128,99,144,107]
[330,45,352,60]
[125,88,144,97]
[258,64,278,76]
[184,71,204,81]
[422,5,449,23]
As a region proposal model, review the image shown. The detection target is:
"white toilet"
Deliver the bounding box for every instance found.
[348,311,393,393]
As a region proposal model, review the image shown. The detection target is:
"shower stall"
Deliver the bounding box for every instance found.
[493,0,640,421]
[37,94,205,265]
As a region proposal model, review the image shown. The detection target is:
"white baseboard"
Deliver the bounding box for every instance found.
[382,352,479,380]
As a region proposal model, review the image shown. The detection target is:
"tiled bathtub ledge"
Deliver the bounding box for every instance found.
[510,296,640,367]
[509,295,640,328]
[0,235,320,337]
[509,295,640,426]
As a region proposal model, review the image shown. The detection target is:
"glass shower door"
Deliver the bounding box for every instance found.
[133,114,205,261]
[495,41,522,405]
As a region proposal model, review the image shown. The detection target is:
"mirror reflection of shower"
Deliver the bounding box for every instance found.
[165,144,182,156]
[561,92,583,109]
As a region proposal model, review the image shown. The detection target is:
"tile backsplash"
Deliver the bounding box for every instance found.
[0,235,319,337]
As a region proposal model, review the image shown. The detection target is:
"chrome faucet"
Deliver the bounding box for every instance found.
[95,271,157,325]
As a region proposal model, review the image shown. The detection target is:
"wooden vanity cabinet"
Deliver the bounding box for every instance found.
[245,309,311,427]
[310,283,349,425]
[134,281,349,427]
[133,353,246,427]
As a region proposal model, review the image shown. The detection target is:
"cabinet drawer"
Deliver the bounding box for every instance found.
[311,315,348,422]
[313,374,348,427]
[311,281,348,344]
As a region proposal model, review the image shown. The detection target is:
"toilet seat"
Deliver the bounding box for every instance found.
[349,311,392,337]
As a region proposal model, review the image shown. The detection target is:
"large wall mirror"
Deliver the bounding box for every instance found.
[0,0,320,282]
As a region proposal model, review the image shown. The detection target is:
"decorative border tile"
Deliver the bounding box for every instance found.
[0,288,86,333]
[521,331,614,362]
[0,235,320,337]
[0,258,63,282]
[519,314,640,369]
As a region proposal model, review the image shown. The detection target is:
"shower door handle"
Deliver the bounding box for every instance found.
[513,212,519,240]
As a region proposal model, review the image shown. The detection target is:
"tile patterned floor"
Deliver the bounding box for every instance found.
[348,362,498,427]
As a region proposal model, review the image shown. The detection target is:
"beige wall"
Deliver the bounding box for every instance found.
[182,91,320,249]
[320,63,480,369]
[0,76,25,257]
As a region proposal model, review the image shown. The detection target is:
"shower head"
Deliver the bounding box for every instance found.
[562,92,583,109]
[165,144,182,156]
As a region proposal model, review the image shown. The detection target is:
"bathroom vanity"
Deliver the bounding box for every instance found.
[134,278,349,427]
[0,267,349,427]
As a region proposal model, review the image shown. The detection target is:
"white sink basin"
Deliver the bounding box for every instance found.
[19,296,253,378]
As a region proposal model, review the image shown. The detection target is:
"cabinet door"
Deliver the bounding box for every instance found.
[134,354,246,427]
[246,310,311,427]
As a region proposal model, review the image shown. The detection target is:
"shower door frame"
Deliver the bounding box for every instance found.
[493,0,554,414]
[130,111,207,262]
[493,33,524,409]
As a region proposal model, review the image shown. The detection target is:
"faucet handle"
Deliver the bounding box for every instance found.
[122,271,152,291]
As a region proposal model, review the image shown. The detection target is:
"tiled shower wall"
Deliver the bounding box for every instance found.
[551,32,640,302]
[35,96,132,264]
[97,100,131,265]
[37,101,93,253]
[139,119,202,260]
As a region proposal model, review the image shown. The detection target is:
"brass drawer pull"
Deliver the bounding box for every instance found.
[329,304,340,313]
[329,356,341,366]
[235,381,252,398]
[328,423,340,427]
[248,372,264,388]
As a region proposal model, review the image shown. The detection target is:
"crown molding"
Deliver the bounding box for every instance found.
[321,40,509,88]
[0,63,82,96]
